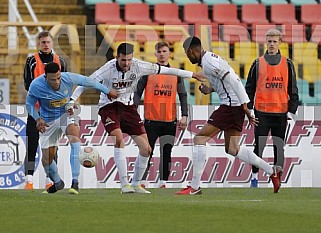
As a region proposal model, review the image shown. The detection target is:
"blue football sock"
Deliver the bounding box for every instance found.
[43,161,61,183]
[70,142,80,180]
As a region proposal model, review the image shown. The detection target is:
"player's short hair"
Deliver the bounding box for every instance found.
[38,31,53,40]
[183,36,202,51]
[45,62,60,74]
[155,41,170,50]
[266,28,282,40]
[117,43,134,55]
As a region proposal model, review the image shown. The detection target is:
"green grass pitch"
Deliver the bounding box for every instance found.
[1,188,320,233]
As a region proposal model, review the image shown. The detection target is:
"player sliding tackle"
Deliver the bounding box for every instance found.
[175,37,282,195]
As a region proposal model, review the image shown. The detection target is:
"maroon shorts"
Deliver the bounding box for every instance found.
[98,102,146,135]
[207,105,245,132]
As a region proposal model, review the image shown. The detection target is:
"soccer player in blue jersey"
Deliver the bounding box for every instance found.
[26,62,118,194]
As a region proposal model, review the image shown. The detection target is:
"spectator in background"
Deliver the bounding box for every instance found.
[23,30,67,190]
[175,36,282,195]
[26,62,118,194]
[245,28,299,188]
[134,42,188,189]
[71,42,204,194]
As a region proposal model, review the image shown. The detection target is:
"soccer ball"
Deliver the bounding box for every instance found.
[79,147,99,168]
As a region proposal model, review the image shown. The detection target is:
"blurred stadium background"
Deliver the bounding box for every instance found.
[1,0,321,105]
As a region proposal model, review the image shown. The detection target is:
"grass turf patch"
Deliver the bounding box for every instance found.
[0,188,320,233]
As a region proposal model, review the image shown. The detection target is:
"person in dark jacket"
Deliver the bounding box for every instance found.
[134,41,188,188]
[245,28,299,188]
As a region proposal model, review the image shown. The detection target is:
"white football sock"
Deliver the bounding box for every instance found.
[45,176,52,184]
[132,154,149,187]
[191,145,207,190]
[159,180,166,186]
[25,175,33,183]
[251,172,258,180]
[236,147,273,175]
[114,148,128,187]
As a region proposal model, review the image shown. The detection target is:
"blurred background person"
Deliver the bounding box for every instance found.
[245,29,299,188]
[134,41,188,189]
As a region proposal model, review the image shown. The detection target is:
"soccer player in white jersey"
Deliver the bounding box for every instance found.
[71,43,205,194]
[175,37,282,195]
[26,62,118,194]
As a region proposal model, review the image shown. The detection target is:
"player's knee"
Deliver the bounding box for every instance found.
[147,145,152,156]
[68,135,81,144]
[193,136,201,145]
[226,146,237,156]
[139,145,150,157]
[41,155,49,166]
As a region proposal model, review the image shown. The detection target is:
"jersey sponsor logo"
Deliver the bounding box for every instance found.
[112,81,134,89]
[154,90,172,96]
[49,97,68,108]
[265,76,284,89]
[0,113,40,188]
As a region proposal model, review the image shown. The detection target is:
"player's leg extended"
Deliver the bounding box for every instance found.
[110,128,130,188]
[40,121,64,193]
[66,123,81,194]
[42,146,64,193]
[42,147,60,182]
[226,129,273,174]
[176,123,220,195]
[230,129,282,192]
[131,133,151,193]
[191,123,220,190]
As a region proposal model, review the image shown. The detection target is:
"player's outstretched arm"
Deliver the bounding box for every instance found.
[69,73,110,98]
[191,72,206,82]
[159,66,206,82]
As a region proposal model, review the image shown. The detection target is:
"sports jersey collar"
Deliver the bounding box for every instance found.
[157,63,170,68]
[39,50,53,55]
[265,50,281,55]
[116,61,127,72]
[264,50,282,65]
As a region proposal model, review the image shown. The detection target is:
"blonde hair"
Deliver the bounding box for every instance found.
[266,28,282,41]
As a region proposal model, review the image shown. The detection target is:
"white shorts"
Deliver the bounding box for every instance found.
[39,113,79,149]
